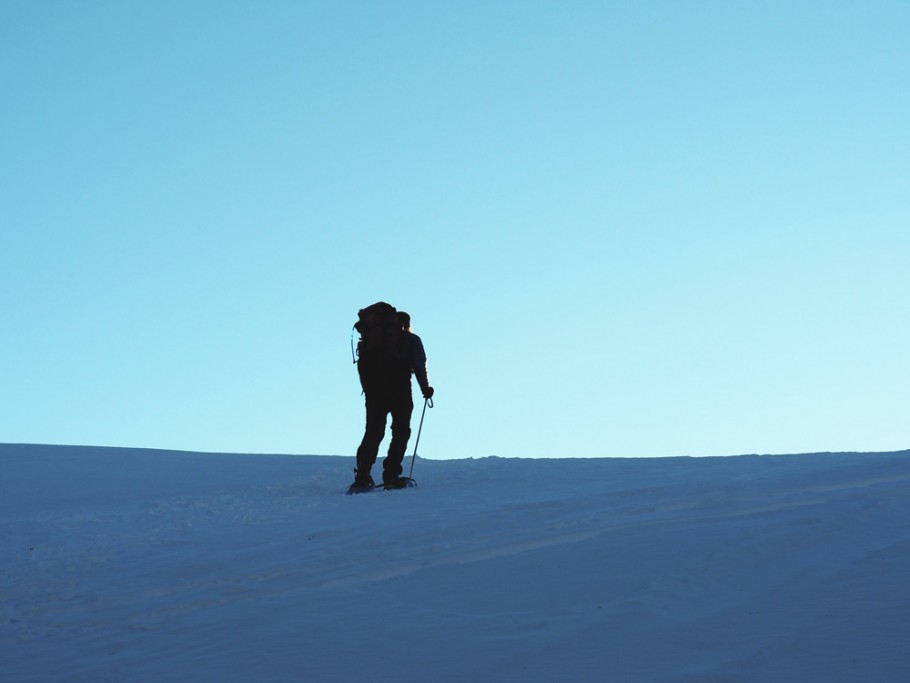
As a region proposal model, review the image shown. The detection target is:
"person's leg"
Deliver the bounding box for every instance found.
[355,400,388,484]
[382,395,413,483]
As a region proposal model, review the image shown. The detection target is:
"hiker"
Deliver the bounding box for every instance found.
[351,305,433,492]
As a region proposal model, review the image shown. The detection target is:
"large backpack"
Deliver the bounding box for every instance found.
[353,302,408,386]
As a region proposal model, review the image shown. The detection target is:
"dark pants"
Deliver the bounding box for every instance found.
[355,391,413,483]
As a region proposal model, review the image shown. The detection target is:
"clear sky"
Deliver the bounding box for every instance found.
[2,1,908,459]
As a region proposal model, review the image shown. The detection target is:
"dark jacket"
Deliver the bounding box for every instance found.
[358,331,430,398]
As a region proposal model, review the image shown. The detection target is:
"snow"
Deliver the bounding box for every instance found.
[2,445,909,682]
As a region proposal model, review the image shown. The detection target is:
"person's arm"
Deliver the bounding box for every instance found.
[409,334,433,398]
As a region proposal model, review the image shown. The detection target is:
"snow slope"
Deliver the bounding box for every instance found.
[2,445,909,682]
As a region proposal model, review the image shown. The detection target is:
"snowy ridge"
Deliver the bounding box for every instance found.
[2,445,909,682]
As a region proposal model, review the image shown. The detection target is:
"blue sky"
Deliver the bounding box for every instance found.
[2,1,908,459]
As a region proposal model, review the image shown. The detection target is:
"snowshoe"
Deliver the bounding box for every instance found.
[347,475,376,495]
[382,477,417,490]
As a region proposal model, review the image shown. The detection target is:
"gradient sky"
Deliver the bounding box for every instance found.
[2,1,908,459]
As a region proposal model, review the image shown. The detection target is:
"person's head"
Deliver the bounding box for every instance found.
[397,311,411,332]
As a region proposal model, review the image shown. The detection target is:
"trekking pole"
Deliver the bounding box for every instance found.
[408,397,433,480]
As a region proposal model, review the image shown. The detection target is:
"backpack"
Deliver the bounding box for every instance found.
[352,302,407,380]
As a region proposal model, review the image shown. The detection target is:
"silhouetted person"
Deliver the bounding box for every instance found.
[351,305,433,492]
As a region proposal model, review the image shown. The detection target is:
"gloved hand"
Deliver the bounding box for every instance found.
[423,386,434,399]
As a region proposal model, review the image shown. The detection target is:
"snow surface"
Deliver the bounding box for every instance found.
[2,444,909,683]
